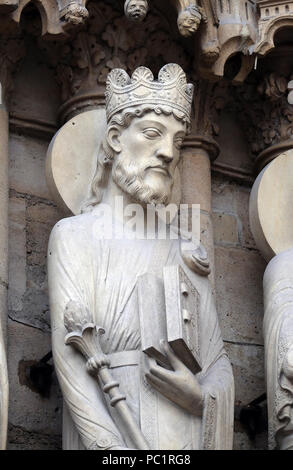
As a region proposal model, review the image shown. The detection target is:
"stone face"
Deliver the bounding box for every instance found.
[215,246,266,344]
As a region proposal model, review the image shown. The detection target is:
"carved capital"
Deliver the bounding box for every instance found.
[39,2,192,123]
[233,72,293,173]
[188,78,227,158]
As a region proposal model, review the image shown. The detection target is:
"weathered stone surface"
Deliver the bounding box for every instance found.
[200,212,215,289]
[9,198,61,331]
[225,342,265,405]
[212,174,257,250]
[233,428,268,451]
[7,320,62,434]
[0,107,9,289]
[215,246,266,344]
[10,46,60,126]
[225,342,267,450]
[7,424,61,450]
[8,197,26,313]
[9,134,51,199]
[181,148,211,213]
[215,109,253,174]
[26,201,60,267]
[212,211,239,246]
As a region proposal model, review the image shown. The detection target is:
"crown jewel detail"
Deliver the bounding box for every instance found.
[105,64,194,123]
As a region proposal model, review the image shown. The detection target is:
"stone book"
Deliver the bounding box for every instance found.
[138,266,202,374]
[137,272,171,369]
[164,265,202,375]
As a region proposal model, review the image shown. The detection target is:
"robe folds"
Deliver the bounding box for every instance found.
[263,249,293,450]
[48,207,234,450]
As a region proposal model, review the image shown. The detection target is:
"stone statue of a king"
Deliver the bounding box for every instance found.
[48,64,234,450]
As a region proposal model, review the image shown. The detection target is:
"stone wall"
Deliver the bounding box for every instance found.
[7,51,63,449]
[7,133,63,450]
[212,173,267,449]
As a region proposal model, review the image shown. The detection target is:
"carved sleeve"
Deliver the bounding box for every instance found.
[48,220,126,450]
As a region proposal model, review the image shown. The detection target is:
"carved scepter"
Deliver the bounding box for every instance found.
[64,301,150,450]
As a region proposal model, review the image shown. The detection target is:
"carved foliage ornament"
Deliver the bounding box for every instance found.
[38,2,191,120]
[233,72,293,157]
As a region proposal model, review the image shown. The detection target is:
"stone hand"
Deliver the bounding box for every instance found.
[145,340,203,416]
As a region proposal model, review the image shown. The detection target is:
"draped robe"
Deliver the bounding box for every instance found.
[264,248,293,450]
[48,207,234,450]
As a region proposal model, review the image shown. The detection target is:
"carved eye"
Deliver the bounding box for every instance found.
[142,128,161,139]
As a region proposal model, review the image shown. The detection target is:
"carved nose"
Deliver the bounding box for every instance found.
[157,141,174,164]
[158,152,173,165]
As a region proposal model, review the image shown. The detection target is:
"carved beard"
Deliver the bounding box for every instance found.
[112,153,174,206]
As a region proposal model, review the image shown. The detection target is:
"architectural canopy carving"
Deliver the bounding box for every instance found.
[37,1,192,123]
[1,0,293,86]
[254,1,293,56]
[228,71,293,173]
[0,0,89,37]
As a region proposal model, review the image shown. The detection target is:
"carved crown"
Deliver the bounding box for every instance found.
[105,64,194,123]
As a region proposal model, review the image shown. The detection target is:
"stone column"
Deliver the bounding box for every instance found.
[181,135,219,286]
[0,83,9,450]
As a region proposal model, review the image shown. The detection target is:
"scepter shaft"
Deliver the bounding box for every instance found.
[98,367,149,450]
[64,304,150,450]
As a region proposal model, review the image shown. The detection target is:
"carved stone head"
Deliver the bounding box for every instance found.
[124,0,149,22]
[177,6,202,37]
[85,65,193,209]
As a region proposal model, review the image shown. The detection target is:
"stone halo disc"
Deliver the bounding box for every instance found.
[249,149,293,262]
[46,109,181,216]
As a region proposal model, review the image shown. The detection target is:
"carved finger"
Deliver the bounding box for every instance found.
[147,356,174,383]
[146,372,179,404]
[149,364,174,383]
[161,340,183,370]
[145,372,170,394]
